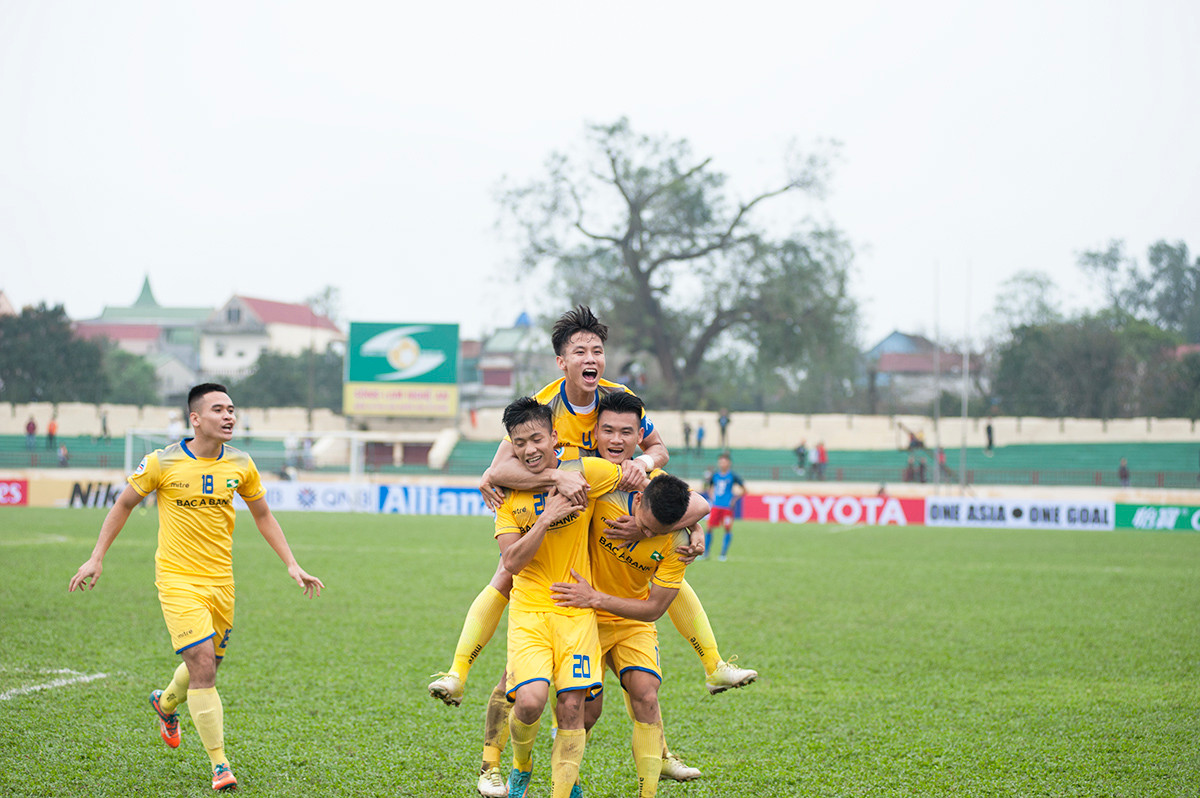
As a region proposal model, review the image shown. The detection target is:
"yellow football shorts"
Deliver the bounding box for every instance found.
[506,609,602,699]
[156,580,235,658]
[598,617,661,683]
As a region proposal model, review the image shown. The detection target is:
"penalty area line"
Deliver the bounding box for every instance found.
[0,669,109,701]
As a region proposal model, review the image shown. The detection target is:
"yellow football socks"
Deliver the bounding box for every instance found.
[482,683,512,770]
[550,727,586,798]
[667,580,722,675]
[451,586,509,680]
[159,662,190,714]
[510,714,540,772]
[187,687,228,767]
[632,720,664,798]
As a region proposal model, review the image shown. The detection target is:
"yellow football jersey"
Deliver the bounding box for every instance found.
[128,440,265,585]
[589,468,689,624]
[529,377,654,453]
[494,457,622,614]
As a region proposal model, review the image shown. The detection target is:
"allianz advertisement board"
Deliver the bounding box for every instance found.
[343,322,459,417]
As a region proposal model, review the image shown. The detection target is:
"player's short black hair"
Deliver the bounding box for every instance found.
[597,391,644,422]
[502,396,553,436]
[642,474,691,527]
[187,383,230,414]
[551,305,608,355]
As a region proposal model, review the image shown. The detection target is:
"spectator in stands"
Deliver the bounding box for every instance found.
[813,441,828,480]
[99,409,110,441]
[58,444,69,468]
[902,456,916,482]
[898,421,925,450]
[25,416,37,451]
[696,422,705,454]
[1118,458,1130,487]
[718,410,730,448]
[683,419,692,451]
[937,447,952,480]
[47,416,58,451]
[794,440,808,475]
[917,457,927,483]
[985,416,995,457]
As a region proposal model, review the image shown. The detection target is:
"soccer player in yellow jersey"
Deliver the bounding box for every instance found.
[553,469,697,798]
[68,383,323,793]
[494,396,644,798]
[571,391,712,793]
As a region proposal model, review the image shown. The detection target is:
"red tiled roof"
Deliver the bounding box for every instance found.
[876,351,966,374]
[236,296,340,332]
[74,322,162,341]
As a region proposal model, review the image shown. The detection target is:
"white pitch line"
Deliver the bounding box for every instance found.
[0,669,109,701]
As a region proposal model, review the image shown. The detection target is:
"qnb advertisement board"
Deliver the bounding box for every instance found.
[343,322,459,417]
[925,498,1115,530]
[237,482,374,513]
[742,494,924,526]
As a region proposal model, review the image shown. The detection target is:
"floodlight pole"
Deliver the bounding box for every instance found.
[960,265,970,494]
[932,262,942,492]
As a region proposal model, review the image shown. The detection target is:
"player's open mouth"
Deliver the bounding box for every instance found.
[582,368,598,382]
[525,452,543,467]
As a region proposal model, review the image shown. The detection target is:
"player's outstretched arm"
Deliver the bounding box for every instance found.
[638,429,670,470]
[676,523,706,564]
[604,488,710,544]
[480,439,588,509]
[68,484,143,592]
[245,497,324,598]
[552,569,678,622]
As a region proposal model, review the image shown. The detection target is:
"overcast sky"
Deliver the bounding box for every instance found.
[2,1,1197,349]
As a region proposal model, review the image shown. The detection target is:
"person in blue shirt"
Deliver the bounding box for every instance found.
[704,453,745,561]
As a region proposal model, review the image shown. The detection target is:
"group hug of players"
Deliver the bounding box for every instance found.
[427,306,758,798]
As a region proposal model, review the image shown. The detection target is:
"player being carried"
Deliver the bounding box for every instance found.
[68,383,324,792]
[552,391,711,797]
[429,306,756,796]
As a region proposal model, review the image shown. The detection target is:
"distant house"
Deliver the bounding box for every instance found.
[861,331,984,412]
[73,277,213,401]
[199,295,343,379]
[459,312,556,408]
[148,352,198,404]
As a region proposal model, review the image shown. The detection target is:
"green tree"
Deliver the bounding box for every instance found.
[499,118,859,410]
[0,303,105,403]
[1077,239,1200,341]
[995,314,1179,418]
[99,344,158,406]
[992,270,1062,333]
[229,349,344,413]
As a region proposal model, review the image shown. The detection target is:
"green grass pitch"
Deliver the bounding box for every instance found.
[1,507,1198,797]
